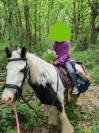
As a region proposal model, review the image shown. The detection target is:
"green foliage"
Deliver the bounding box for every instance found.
[29,40,52,56]
[71,45,99,83]
[0,107,16,132]
[0,42,8,69]
[0,102,48,133]
[5,128,16,133]
[0,52,7,69]
[66,104,99,133]
[0,0,99,132]
[92,125,99,133]
[42,49,57,62]
[65,103,79,127]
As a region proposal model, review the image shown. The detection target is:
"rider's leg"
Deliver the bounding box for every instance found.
[64,61,79,95]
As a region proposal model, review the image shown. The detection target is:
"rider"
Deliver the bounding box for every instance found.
[53,41,79,95]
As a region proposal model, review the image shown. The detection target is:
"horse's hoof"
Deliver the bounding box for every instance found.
[62,127,74,133]
[49,125,58,133]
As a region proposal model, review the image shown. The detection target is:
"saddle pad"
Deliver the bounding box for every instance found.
[56,66,72,89]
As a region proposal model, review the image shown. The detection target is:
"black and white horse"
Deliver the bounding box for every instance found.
[0,47,75,133]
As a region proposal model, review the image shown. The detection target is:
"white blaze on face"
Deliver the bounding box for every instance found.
[1,50,26,104]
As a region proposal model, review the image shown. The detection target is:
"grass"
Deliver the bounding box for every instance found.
[0,76,5,82]
[0,41,7,50]
[0,41,7,70]
[66,103,99,133]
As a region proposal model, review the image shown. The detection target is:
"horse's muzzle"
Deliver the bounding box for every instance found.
[0,93,17,106]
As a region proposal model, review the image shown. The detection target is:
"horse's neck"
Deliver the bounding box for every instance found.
[26,53,50,84]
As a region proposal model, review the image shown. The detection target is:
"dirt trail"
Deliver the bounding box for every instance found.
[77,85,99,111]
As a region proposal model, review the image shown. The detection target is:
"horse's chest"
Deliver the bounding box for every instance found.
[30,82,58,105]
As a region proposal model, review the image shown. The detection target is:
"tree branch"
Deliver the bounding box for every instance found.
[88,0,92,7]
[88,0,94,10]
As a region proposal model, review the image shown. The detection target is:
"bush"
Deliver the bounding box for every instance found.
[0,101,48,132]
[42,49,57,62]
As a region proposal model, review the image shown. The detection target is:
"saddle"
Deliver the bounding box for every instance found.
[57,65,72,89]
[56,62,90,96]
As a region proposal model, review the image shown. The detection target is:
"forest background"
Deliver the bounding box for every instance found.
[0,0,99,133]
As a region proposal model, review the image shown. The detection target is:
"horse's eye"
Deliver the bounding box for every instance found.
[20,69,24,73]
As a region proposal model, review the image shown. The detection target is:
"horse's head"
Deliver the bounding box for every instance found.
[0,47,28,105]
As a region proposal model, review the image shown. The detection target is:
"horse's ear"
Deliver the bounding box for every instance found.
[5,47,12,58]
[21,47,26,59]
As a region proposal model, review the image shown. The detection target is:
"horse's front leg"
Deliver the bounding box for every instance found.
[49,106,58,126]
[59,108,74,133]
[58,95,74,133]
[49,106,58,133]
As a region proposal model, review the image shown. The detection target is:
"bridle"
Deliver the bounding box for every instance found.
[2,58,30,99]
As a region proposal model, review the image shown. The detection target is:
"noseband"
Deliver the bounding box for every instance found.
[2,58,29,98]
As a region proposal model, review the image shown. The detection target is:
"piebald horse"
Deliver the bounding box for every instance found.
[0,47,75,133]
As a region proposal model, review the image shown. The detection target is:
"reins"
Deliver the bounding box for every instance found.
[13,104,21,133]
[48,65,59,106]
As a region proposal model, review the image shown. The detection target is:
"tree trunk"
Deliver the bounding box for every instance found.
[8,2,13,46]
[0,22,2,39]
[89,10,97,48]
[15,0,23,45]
[34,0,37,43]
[38,1,41,42]
[88,0,99,48]
[15,0,22,29]
[23,0,32,46]
[73,0,78,41]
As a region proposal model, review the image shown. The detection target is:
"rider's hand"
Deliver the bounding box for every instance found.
[53,60,59,65]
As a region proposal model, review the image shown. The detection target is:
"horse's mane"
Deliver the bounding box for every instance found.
[27,52,51,66]
[26,52,54,84]
[12,49,48,65]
